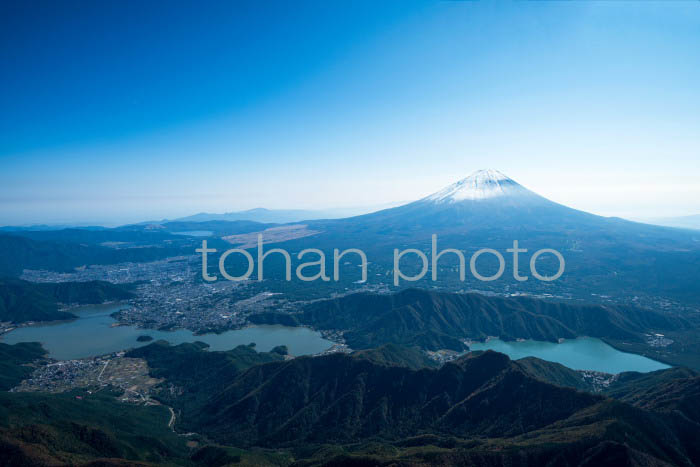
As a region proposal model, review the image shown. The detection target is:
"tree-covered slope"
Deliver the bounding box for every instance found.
[0,278,77,323]
[502,355,700,427]
[185,350,602,446]
[514,355,596,391]
[135,344,700,466]
[0,278,133,323]
[350,343,440,370]
[605,367,700,425]
[126,341,286,425]
[0,233,182,277]
[0,390,188,466]
[0,342,47,391]
[3,341,700,466]
[40,280,134,305]
[252,288,688,352]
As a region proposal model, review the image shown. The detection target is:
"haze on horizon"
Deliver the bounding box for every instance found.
[1,1,699,226]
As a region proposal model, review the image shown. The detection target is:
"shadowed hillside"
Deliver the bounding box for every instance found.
[251,288,690,360]
[0,278,133,323]
[3,341,700,466]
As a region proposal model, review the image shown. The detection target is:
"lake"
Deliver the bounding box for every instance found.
[172,230,213,237]
[1,306,673,373]
[469,337,670,374]
[1,303,333,360]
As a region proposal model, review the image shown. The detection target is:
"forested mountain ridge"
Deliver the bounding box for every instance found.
[0,278,133,323]
[136,342,700,466]
[3,341,700,466]
[0,233,184,277]
[0,342,48,391]
[251,288,692,363]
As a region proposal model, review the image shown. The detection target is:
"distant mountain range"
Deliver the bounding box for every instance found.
[0,204,404,230]
[0,224,108,232]
[172,205,402,224]
[641,214,700,230]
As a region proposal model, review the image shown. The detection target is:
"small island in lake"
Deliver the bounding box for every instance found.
[136,335,153,342]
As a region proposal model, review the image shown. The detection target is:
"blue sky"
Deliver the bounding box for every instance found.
[1,0,699,225]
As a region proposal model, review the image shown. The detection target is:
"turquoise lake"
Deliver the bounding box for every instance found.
[1,304,673,373]
[470,337,670,374]
[1,303,333,360]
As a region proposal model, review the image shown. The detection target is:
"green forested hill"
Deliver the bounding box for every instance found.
[514,355,596,391]
[0,342,292,466]
[138,344,700,466]
[251,288,689,353]
[127,340,285,387]
[604,367,700,425]
[40,280,134,304]
[0,234,181,277]
[0,278,133,323]
[0,389,188,466]
[0,278,76,323]
[193,350,603,446]
[0,342,47,391]
[126,341,286,423]
[3,341,700,466]
[350,343,440,370]
[483,354,700,429]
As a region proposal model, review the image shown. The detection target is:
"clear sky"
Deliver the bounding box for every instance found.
[1,0,699,225]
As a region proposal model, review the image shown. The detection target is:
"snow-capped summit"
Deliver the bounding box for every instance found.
[424,169,527,203]
[344,167,611,230]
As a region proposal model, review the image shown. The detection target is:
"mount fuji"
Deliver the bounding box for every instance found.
[335,169,608,232]
[269,169,700,304]
[424,169,538,202]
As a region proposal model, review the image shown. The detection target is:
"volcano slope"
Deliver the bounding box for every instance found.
[222,170,700,308]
